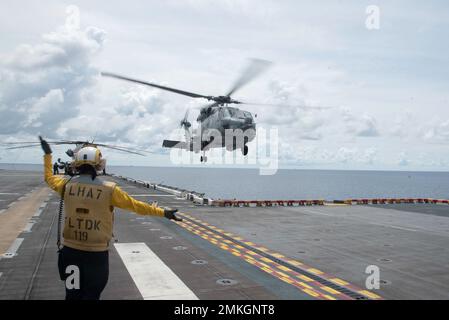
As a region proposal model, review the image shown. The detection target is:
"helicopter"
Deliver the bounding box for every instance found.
[102,59,275,162]
[1,139,147,175]
[103,59,332,162]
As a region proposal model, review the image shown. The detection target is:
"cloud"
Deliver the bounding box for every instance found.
[422,120,449,142]
[259,80,327,142]
[359,147,378,165]
[0,17,105,137]
[341,107,380,137]
[397,151,410,166]
[1,2,448,171]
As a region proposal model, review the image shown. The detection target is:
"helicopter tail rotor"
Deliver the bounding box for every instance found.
[180,109,192,130]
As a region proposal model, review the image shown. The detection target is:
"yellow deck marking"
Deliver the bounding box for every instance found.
[280,277,294,284]
[297,275,314,282]
[275,271,290,279]
[287,260,303,266]
[278,265,292,272]
[330,278,349,286]
[175,212,376,300]
[308,268,324,275]
[358,290,381,299]
[303,288,320,298]
[261,257,272,263]
[296,281,313,289]
[321,286,341,295]
[261,267,273,274]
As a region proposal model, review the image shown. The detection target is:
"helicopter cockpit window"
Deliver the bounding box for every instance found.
[222,108,231,117]
[227,107,239,117]
[229,108,246,118]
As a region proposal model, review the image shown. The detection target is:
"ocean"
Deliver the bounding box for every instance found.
[2,163,448,200]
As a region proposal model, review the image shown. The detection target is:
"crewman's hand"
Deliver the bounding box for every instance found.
[39,136,52,155]
[164,208,182,221]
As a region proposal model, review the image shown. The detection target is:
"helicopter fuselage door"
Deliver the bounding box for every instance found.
[200,107,222,150]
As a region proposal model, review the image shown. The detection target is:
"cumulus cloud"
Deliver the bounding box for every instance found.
[277,141,380,167]
[422,120,449,142]
[359,148,378,165]
[390,112,414,138]
[0,15,105,137]
[397,151,410,166]
[259,80,327,142]
[341,107,379,137]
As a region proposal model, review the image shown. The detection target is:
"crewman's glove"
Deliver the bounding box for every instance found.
[164,208,182,221]
[39,136,52,155]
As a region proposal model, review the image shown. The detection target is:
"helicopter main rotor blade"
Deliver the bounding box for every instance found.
[1,141,40,145]
[93,143,152,155]
[101,72,213,100]
[3,139,152,156]
[239,102,334,110]
[96,145,147,156]
[226,58,272,97]
[5,144,42,150]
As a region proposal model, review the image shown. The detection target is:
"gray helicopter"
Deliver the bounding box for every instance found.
[102,59,329,162]
[102,59,274,162]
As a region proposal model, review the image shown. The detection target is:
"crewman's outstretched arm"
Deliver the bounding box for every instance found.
[44,154,67,196]
[111,186,165,217]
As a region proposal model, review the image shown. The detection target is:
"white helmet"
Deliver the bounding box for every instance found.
[73,146,105,171]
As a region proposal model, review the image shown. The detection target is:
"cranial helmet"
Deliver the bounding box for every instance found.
[73,146,105,171]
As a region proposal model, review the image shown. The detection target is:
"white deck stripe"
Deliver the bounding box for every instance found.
[23,222,35,232]
[33,208,43,217]
[114,243,198,300]
[2,238,24,258]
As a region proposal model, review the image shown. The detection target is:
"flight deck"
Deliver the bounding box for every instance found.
[1,169,448,300]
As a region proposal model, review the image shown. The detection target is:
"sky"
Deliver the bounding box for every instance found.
[0,0,448,171]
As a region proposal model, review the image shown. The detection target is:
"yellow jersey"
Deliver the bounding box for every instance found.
[44,154,164,251]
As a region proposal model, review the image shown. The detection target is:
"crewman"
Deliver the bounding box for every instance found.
[39,136,181,300]
[53,161,59,175]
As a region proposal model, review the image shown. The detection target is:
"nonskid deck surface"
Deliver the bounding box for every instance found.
[0,170,448,299]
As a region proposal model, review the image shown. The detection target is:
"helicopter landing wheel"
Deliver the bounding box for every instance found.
[241,145,248,156]
[200,155,208,162]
